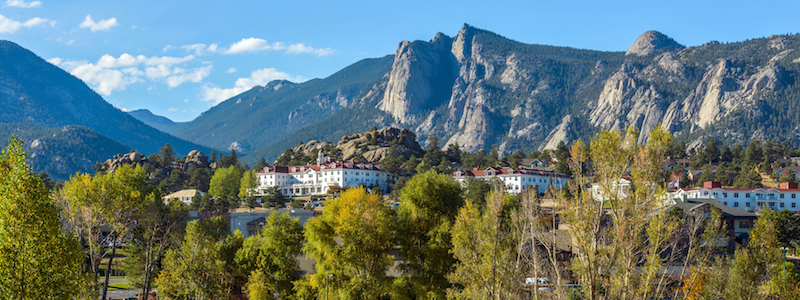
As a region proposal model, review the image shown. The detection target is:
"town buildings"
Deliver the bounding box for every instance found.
[452,167,568,195]
[669,181,800,213]
[254,151,391,197]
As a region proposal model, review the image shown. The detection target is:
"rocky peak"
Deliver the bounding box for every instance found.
[378,32,457,124]
[626,30,684,56]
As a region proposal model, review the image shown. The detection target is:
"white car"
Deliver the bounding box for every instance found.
[525,277,550,286]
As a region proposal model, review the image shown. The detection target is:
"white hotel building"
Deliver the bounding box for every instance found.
[255,152,391,196]
[452,167,568,195]
[670,181,800,213]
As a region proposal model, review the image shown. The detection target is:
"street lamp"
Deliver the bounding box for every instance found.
[326,273,334,300]
[267,272,279,299]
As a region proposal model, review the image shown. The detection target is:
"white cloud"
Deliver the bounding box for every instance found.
[165,65,212,88]
[286,43,334,56]
[224,38,285,54]
[226,67,237,73]
[119,107,129,112]
[96,53,194,68]
[223,38,333,56]
[50,51,209,95]
[66,39,74,45]
[46,57,61,65]
[69,62,141,95]
[162,45,174,52]
[180,43,219,56]
[0,14,53,33]
[5,0,41,8]
[168,107,178,112]
[79,15,119,32]
[201,68,304,104]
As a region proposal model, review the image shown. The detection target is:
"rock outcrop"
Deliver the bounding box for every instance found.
[100,152,148,173]
[279,127,424,165]
[626,30,684,56]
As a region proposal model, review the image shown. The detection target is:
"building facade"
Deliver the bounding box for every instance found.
[670,181,800,213]
[255,152,391,196]
[452,167,568,195]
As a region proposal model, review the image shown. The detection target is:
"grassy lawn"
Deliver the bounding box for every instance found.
[106,281,134,290]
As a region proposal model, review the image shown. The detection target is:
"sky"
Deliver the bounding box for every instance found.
[1,0,798,122]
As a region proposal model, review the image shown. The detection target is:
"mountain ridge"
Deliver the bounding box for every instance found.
[236,25,800,164]
[0,40,212,156]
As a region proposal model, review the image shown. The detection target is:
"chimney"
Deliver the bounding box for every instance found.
[780,182,798,189]
[703,181,721,188]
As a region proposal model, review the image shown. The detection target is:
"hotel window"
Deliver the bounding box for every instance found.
[793,203,797,208]
[781,194,785,199]
[704,191,708,195]
[723,193,728,197]
[734,202,739,207]
[793,194,797,199]
[734,193,739,198]
[746,202,751,207]
[746,193,750,198]
[724,202,728,206]
[781,203,785,208]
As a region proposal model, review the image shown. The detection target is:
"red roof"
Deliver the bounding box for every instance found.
[453,167,566,178]
[679,187,800,192]
[259,161,383,174]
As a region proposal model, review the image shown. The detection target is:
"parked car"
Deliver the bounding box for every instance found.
[525,277,550,286]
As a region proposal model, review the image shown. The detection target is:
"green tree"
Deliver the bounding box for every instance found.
[395,171,463,298]
[733,167,763,188]
[156,217,230,300]
[761,209,800,248]
[122,195,188,299]
[238,170,259,208]
[462,177,493,205]
[0,137,83,299]
[447,190,520,299]
[560,128,677,300]
[209,149,217,163]
[725,211,782,299]
[236,212,304,299]
[253,158,269,171]
[303,187,394,299]
[445,143,462,164]
[705,139,720,164]
[188,166,212,192]
[159,143,177,166]
[159,169,188,194]
[745,140,763,165]
[209,165,242,198]
[61,163,151,300]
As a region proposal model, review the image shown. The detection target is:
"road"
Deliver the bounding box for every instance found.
[99,278,143,300]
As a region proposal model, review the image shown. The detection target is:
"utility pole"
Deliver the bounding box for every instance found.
[326,273,334,300]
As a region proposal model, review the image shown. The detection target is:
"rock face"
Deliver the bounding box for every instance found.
[101,152,148,173]
[379,33,456,124]
[626,31,685,56]
[280,127,424,165]
[184,150,209,168]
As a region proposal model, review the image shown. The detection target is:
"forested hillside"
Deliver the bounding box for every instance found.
[0,40,211,156]
[0,123,131,180]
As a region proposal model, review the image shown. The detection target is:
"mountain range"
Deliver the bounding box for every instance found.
[168,24,799,165]
[3,24,800,177]
[0,40,212,178]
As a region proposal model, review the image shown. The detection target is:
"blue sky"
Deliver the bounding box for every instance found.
[2,0,798,122]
